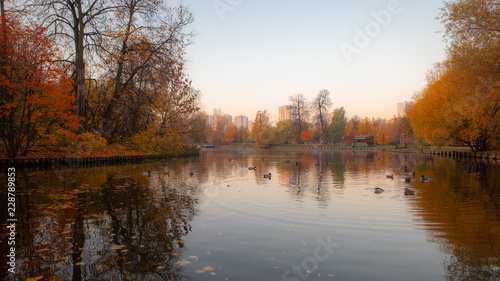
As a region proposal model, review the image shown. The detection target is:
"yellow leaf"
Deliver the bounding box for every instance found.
[177,260,191,266]
[111,245,124,250]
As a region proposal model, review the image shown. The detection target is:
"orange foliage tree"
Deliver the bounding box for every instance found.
[99,1,196,143]
[0,15,81,158]
[375,126,391,145]
[241,126,250,143]
[410,0,499,151]
[344,116,360,137]
[357,117,375,136]
[252,110,270,139]
[300,130,313,143]
[224,124,239,144]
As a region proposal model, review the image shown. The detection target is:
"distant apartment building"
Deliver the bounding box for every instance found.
[234,115,249,129]
[397,101,413,116]
[279,106,297,122]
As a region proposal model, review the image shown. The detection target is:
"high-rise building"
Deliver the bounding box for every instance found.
[234,115,249,129]
[279,106,297,122]
[397,101,413,116]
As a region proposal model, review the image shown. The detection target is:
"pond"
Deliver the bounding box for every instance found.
[1,149,499,281]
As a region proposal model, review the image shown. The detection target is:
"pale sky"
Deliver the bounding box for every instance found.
[182,0,447,122]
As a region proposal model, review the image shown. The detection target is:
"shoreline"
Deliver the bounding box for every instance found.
[210,144,499,161]
[2,144,498,169]
[0,150,199,169]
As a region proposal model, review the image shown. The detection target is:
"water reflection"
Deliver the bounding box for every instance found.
[1,163,198,280]
[409,158,500,280]
[0,150,499,280]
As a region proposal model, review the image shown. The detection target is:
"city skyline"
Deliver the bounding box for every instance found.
[184,0,447,122]
[206,101,410,129]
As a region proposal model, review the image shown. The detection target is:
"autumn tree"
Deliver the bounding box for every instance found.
[387,115,413,146]
[276,120,293,144]
[100,1,195,142]
[357,117,375,136]
[373,118,387,134]
[252,110,270,139]
[375,126,390,145]
[189,111,210,144]
[300,130,313,143]
[255,127,276,147]
[328,107,347,144]
[410,0,499,151]
[312,89,332,143]
[0,15,81,157]
[289,94,310,144]
[241,126,250,143]
[209,109,231,145]
[29,0,114,125]
[345,115,361,137]
[224,124,239,144]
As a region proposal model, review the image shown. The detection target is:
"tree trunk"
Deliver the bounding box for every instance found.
[74,1,86,131]
[102,7,134,141]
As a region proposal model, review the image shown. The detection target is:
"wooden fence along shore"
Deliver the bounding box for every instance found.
[214,145,376,151]
[428,150,498,160]
[214,145,498,161]
[1,147,497,169]
[0,152,199,169]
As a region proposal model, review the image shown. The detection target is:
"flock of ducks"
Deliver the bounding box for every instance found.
[376,172,435,196]
[142,157,436,197]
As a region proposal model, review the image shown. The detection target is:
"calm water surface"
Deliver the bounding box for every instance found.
[1,149,499,281]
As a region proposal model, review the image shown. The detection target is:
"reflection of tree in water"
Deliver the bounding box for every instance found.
[92,174,196,280]
[328,153,346,186]
[286,153,311,200]
[410,158,500,280]
[0,165,198,281]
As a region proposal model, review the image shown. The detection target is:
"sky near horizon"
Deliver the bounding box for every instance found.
[182,0,447,122]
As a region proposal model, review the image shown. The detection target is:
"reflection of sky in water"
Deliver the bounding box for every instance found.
[1,150,499,280]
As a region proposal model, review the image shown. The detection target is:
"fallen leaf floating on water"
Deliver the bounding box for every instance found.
[189,256,199,261]
[202,266,215,271]
[195,269,205,274]
[157,266,164,269]
[26,277,44,281]
[177,260,191,266]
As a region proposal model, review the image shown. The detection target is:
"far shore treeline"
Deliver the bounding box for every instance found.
[0,0,498,159]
